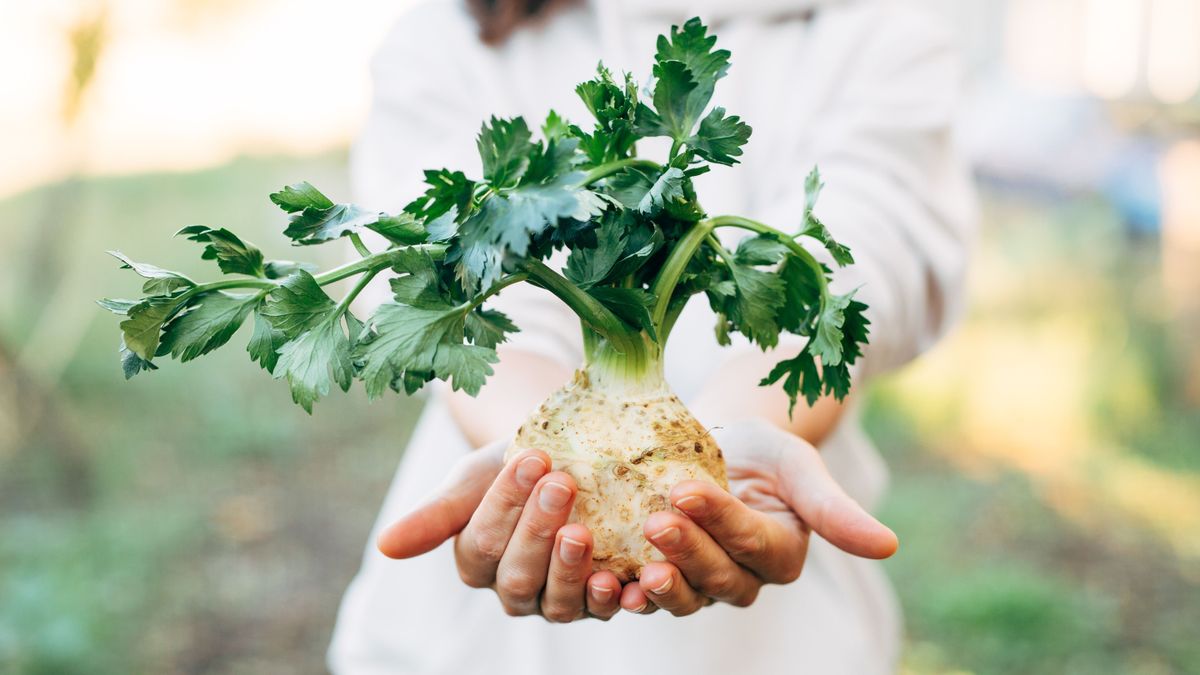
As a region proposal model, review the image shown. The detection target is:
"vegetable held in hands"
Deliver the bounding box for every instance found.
[100,18,869,581]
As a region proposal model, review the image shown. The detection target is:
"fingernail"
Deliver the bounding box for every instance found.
[650,575,674,595]
[515,456,547,488]
[632,600,649,613]
[590,584,613,603]
[538,481,572,512]
[649,526,681,548]
[560,536,586,565]
[675,495,706,514]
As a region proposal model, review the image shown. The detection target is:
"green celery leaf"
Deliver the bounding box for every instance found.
[647,59,699,141]
[713,312,733,346]
[388,249,452,310]
[802,213,855,267]
[368,212,426,245]
[157,291,259,362]
[355,299,492,393]
[108,250,194,296]
[431,342,499,395]
[564,211,625,288]
[689,107,752,166]
[760,349,823,414]
[820,298,869,400]
[119,296,181,360]
[269,182,334,212]
[464,308,517,349]
[97,298,139,315]
[269,181,390,246]
[523,135,581,186]
[587,287,658,340]
[247,311,287,373]
[777,254,822,333]
[272,318,353,413]
[641,18,731,143]
[478,116,534,188]
[711,262,786,348]
[639,167,685,215]
[810,290,854,366]
[607,222,665,282]
[263,260,317,279]
[798,167,853,266]
[282,202,382,245]
[425,209,460,242]
[574,65,642,164]
[734,235,790,266]
[455,174,601,290]
[542,109,571,140]
[606,166,684,215]
[840,298,870,366]
[259,270,337,338]
[176,225,266,277]
[404,169,475,223]
[655,17,731,86]
[119,339,158,379]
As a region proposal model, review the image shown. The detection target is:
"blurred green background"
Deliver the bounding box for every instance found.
[2,1,1199,674]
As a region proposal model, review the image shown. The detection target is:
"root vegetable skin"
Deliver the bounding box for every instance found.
[509,369,727,581]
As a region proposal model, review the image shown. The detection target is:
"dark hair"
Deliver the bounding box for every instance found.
[467,0,578,45]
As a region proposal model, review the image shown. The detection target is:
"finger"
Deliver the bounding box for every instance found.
[619,581,656,615]
[585,571,622,620]
[377,441,509,559]
[453,449,552,588]
[494,472,577,615]
[669,481,807,584]
[540,524,593,623]
[780,444,899,559]
[643,510,763,605]
[637,562,709,616]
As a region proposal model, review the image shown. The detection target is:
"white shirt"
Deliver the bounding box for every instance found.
[329,1,975,673]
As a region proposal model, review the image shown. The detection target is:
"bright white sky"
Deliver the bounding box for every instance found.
[0,0,413,198]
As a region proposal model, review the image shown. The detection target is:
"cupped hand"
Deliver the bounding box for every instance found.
[618,418,899,616]
[375,441,622,622]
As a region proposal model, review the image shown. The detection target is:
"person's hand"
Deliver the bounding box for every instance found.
[375,441,623,622]
[617,418,898,616]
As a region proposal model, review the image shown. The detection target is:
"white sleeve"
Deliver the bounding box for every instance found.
[349,1,584,369]
[351,2,485,214]
[759,7,978,379]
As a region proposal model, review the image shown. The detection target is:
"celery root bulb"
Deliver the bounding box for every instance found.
[507,368,728,582]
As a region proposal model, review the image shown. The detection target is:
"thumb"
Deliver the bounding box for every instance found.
[779,441,899,560]
[376,440,507,559]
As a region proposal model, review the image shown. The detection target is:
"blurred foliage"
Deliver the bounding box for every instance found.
[62,5,107,125]
[872,185,1200,674]
[0,156,1197,674]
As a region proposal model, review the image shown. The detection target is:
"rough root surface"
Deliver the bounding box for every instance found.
[507,370,728,582]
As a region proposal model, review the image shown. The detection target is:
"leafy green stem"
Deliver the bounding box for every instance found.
[649,218,716,335]
[578,158,662,186]
[349,233,372,257]
[332,268,380,318]
[518,258,642,356]
[312,244,447,286]
[704,232,734,266]
[192,277,278,293]
[465,272,529,313]
[708,215,829,298]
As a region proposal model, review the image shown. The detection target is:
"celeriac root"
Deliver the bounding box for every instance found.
[508,369,728,582]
